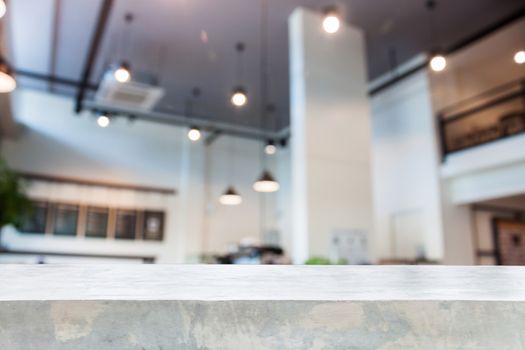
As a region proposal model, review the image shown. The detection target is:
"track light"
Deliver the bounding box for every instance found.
[0,61,16,93]
[97,114,110,128]
[322,7,340,34]
[188,126,201,141]
[0,1,6,19]
[430,55,447,72]
[231,86,247,107]
[114,62,131,83]
[265,140,276,155]
[219,186,242,205]
[253,170,279,193]
[514,50,525,65]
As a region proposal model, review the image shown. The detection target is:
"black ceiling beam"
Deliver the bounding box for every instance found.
[74,0,114,113]
[14,69,98,90]
[370,5,525,96]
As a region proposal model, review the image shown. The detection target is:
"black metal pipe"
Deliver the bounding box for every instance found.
[74,0,114,113]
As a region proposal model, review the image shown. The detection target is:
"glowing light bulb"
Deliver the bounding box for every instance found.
[323,14,340,34]
[188,127,201,141]
[0,71,16,93]
[114,63,131,83]
[430,55,447,72]
[97,115,110,128]
[265,143,276,155]
[514,50,525,65]
[0,1,6,19]
[231,87,247,107]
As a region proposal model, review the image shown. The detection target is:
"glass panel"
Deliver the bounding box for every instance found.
[85,207,108,238]
[19,201,48,234]
[54,204,78,236]
[143,211,164,241]
[115,210,136,240]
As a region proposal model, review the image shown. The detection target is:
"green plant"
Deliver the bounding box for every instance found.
[0,159,30,229]
[305,257,349,265]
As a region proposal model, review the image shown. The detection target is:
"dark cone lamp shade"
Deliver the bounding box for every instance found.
[253,170,279,193]
[0,59,16,93]
[219,186,242,205]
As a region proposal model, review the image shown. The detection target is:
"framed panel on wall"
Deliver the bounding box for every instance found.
[85,207,109,238]
[493,218,525,265]
[115,210,137,240]
[53,204,79,236]
[143,211,164,241]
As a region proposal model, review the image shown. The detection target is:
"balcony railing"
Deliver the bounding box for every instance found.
[438,78,525,159]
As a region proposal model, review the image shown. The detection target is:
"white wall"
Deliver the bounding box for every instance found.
[371,71,444,261]
[289,8,373,263]
[427,18,525,265]
[1,89,287,262]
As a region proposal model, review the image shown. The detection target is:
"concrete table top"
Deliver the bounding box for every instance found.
[1,264,525,301]
[2,265,525,349]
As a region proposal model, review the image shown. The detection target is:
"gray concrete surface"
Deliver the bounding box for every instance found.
[0,265,524,349]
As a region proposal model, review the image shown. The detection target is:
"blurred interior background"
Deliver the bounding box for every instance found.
[0,0,524,265]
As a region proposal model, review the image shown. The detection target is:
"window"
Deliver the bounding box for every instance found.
[18,198,165,241]
[115,210,136,240]
[19,201,48,234]
[54,204,79,236]
[85,207,109,238]
[143,211,164,241]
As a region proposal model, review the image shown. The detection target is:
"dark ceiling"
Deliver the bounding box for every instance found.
[7,0,525,131]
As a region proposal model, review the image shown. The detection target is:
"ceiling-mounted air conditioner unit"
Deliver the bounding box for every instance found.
[94,70,165,111]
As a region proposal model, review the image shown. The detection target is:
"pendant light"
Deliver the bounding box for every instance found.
[0,59,16,93]
[253,170,279,193]
[264,140,276,155]
[187,126,201,141]
[322,6,340,34]
[113,13,134,82]
[186,87,203,142]
[220,136,242,205]
[514,50,525,65]
[220,186,242,205]
[97,113,110,128]
[0,0,6,19]
[430,55,447,72]
[426,0,446,73]
[230,42,247,107]
[253,0,279,193]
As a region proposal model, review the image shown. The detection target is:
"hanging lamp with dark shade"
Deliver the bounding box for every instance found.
[219,186,243,205]
[253,170,279,193]
[219,133,243,205]
[253,0,279,193]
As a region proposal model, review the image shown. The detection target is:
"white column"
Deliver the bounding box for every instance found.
[289,8,373,263]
